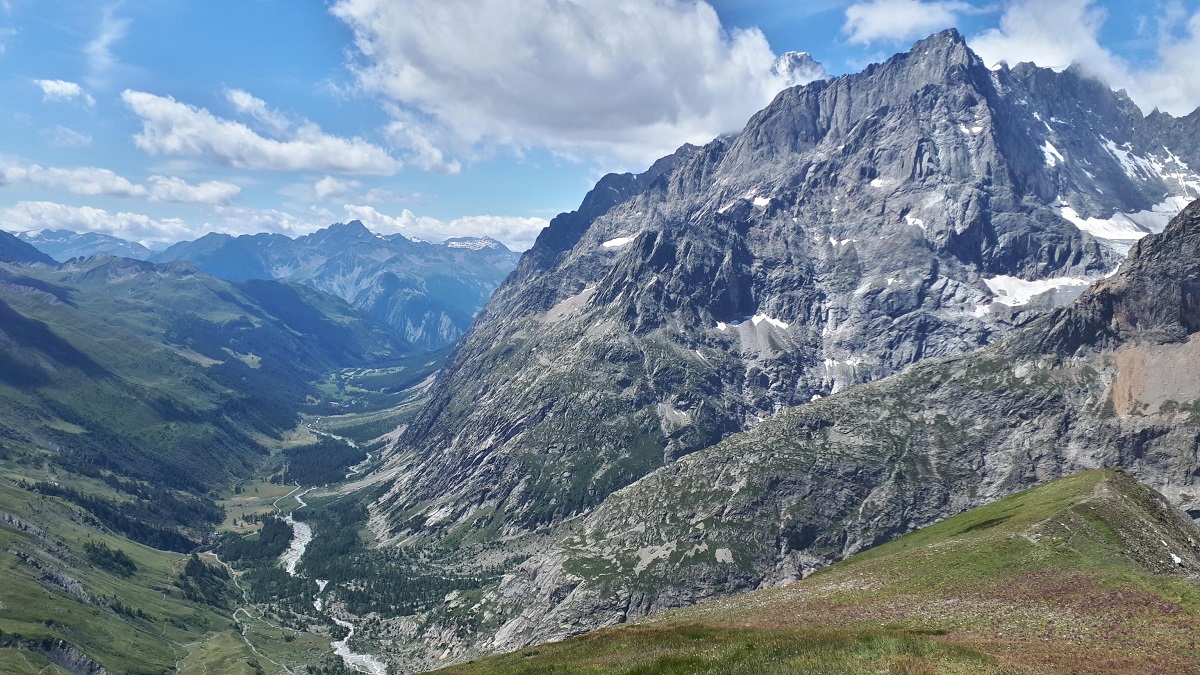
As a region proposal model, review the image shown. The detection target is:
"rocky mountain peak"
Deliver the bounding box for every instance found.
[305,220,377,245]
[376,29,1200,552]
[771,51,828,88]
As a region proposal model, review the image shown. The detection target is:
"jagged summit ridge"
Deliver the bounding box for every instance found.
[376,29,1200,549]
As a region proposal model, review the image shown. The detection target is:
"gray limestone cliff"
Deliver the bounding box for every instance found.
[376,30,1200,547]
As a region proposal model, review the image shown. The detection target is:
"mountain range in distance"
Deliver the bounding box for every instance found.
[11,222,522,352]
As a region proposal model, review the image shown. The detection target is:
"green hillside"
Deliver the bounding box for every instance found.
[0,255,413,672]
[436,469,1200,674]
[0,256,408,494]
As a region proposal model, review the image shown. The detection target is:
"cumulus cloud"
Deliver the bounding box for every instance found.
[971,0,1200,116]
[226,89,292,136]
[330,0,815,167]
[146,176,241,204]
[972,1,1119,74]
[313,175,362,201]
[207,204,319,237]
[1140,8,1200,115]
[843,0,968,45]
[344,204,547,250]
[121,90,403,175]
[0,160,146,198]
[0,159,240,205]
[34,79,95,106]
[0,201,193,244]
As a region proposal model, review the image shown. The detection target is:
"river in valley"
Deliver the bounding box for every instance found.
[276,484,389,675]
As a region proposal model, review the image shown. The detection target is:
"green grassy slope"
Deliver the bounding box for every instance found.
[0,256,409,492]
[436,469,1200,674]
[0,474,333,674]
[0,256,414,672]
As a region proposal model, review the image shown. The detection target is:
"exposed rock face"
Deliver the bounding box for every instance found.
[375,30,1200,547]
[151,222,521,351]
[483,199,1200,653]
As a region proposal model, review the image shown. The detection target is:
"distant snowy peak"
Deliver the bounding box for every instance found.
[17,229,151,262]
[442,236,508,251]
[771,51,828,88]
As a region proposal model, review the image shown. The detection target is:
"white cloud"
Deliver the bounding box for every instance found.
[121,90,403,175]
[86,6,128,86]
[1125,8,1200,115]
[0,160,147,198]
[0,159,240,205]
[226,89,292,136]
[313,175,361,200]
[330,0,808,167]
[207,204,318,237]
[47,126,94,148]
[0,201,193,245]
[344,204,547,250]
[147,176,241,205]
[844,0,968,45]
[33,79,95,106]
[971,0,1200,116]
[972,0,1120,74]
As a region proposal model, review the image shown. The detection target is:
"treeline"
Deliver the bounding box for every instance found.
[38,390,266,493]
[216,516,293,562]
[282,496,491,617]
[52,456,224,528]
[84,540,138,577]
[178,554,233,608]
[24,481,198,552]
[283,438,366,486]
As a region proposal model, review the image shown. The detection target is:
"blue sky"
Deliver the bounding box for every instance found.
[0,0,1197,249]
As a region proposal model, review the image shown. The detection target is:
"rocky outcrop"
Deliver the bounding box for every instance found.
[375,29,1200,550]
[479,200,1200,653]
[0,634,109,675]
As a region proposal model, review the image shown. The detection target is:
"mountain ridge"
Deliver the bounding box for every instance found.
[374,28,1200,551]
[151,221,521,351]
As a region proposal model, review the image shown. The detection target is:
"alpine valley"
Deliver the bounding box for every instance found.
[2,28,1200,675]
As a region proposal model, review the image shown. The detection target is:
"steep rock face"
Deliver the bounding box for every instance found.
[482,200,1200,652]
[151,222,520,351]
[376,30,1200,546]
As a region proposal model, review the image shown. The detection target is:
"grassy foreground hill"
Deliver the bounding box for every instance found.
[436,469,1200,674]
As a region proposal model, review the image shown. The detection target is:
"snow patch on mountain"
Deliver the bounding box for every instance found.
[1042,141,1064,167]
[751,314,789,330]
[602,236,635,248]
[1060,197,1190,242]
[983,275,1093,307]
